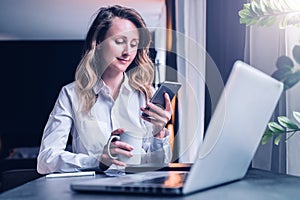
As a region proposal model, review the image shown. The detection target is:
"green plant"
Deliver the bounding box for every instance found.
[272,45,300,90]
[238,0,300,145]
[262,112,300,145]
[239,0,300,29]
[262,45,300,145]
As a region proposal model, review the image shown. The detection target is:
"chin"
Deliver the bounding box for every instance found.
[116,62,132,71]
[113,65,129,73]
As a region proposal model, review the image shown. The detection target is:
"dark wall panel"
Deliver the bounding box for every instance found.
[0,40,84,156]
[205,0,246,131]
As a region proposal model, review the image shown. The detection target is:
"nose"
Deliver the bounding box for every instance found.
[122,42,134,56]
[122,43,129,55]
[122,44,128,54]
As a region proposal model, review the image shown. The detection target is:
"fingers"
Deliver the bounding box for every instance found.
[141,93,173,124]
[107,140,134,162]
[110,140,134,154]
[111,128,125,135]
[140,105,170,136]
[141,108,169,125]
[100,152,126,169]
[141,102,169,120]
[109,129,134,157]
[100,128,132,168]
[164,93,173,113]
[144,93,173,115]
[101,144,133,168]
[141,93,174,135]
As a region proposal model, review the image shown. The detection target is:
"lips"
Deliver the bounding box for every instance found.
[116,57,130,64]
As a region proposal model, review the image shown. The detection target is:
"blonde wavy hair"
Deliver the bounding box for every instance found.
[75,5,154,113]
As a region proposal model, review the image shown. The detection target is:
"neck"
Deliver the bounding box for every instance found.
[101,70,124,99]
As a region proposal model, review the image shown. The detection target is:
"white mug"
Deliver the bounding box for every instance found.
[107,131,142,165]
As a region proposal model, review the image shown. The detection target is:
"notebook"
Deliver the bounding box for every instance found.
[71,60,283,195]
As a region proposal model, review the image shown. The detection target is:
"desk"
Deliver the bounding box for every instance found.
[0,168,300,200]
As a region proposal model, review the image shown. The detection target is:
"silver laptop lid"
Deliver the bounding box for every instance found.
[183,60,283,194]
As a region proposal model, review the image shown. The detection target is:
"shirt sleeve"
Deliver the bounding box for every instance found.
[142,127,172,165]
[37,86,99,174]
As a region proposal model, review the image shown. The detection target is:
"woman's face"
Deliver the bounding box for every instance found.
[98,17,139,75]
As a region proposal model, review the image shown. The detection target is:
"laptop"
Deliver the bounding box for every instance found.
[71,60,283,195]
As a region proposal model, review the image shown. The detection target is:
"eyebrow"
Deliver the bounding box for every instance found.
[113,34,139,40]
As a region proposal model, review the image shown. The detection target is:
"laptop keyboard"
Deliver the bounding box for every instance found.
[128,176,168,185]
[124,172,188,188]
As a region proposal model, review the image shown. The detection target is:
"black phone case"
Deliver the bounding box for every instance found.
[142,81,181,117]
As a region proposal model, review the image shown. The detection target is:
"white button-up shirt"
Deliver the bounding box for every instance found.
[37,74,171,174]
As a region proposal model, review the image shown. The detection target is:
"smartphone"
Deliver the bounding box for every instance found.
[142,81,182,117]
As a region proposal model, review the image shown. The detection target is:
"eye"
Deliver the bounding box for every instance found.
[130,40,139,48]
[115,38,125,44]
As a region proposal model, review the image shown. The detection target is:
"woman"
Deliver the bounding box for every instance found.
[37,5,173,175]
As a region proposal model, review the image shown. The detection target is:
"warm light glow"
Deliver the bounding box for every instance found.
[166,0,173,51]
[163,172,185,188]
[167,96,177,151]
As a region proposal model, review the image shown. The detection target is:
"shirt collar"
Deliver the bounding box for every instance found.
[93,73,133,95]
[122,73,133,92]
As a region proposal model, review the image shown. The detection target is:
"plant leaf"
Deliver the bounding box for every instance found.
[280,0,290,10]
[283,70,300,90]
[269,0,279,11]
[243,3,250,10]
[252,0,264,15]
[264,0,274,13]
[265,16,277,26]
[268,121,285,133]
[258,16,270,26]
[262,131,273,145]
[278,116,299,129]
[238,0,300,29]
[239,9,252,18]
[271,68,292,81]
[277,0,287,11]
[285,13,300,27]
[274,135,282,145]
[276,55,294,69]
[293,111,300,123]
[259,0,267,13]
[279,15,288,29]
[258,15,278,27]
[274,1,280,11]
[293,45,300,65]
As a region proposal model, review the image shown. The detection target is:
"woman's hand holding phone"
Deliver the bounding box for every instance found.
[141,81,181,138]
[140,93,173,138]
